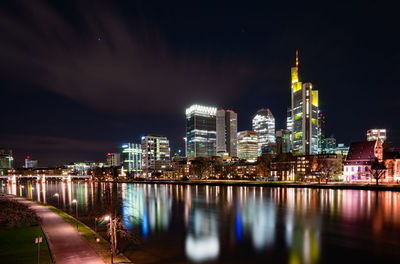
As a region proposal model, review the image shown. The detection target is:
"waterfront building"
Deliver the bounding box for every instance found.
[237,131,258,162]
[252,108,275,155]
[343,140,383,182]
[288,51,319,155]
[276,129,291,154]
[0,149,13,175]
[106,153,121,167]
[186,104,217,158]
[367,129,387,144]
[24,156,38,168]
[216,109,238,157]
[383,152,400,182]
[65,161,104,175]
[141,135,171,175]
[121,143,142,176]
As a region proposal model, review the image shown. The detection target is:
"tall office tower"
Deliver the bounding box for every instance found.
[0,149,13,175]
[237,131,258,162]
[252,108,276,155]
[141,135,171,174]
[367,129,387,144]
[276,129,291,154]
[318,113,326,153]
[186,104,217,157]
[216,109,238,157]
[121,143,142,176]
[106,153,121,167]
[289,51,319,155]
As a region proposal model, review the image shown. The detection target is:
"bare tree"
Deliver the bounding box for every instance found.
[316,158,342,184]
[370,159,386,185]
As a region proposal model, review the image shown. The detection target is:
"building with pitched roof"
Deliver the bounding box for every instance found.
[343,140,383,182]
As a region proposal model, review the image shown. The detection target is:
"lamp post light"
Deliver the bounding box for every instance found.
[104,215,114,264]
[72,199,78,218]
[53,193,59,208]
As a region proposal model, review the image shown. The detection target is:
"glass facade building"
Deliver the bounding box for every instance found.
[216,109,238,157]
[121,143,142,176]
[289,51,319,155]
[141,135,171,174]
[186,105,217,158]
[237,131,258,162]
[252,108,276,155]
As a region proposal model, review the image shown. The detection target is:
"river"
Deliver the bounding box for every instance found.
[2,180,400,263]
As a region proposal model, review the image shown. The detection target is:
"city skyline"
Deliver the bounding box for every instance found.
[0,1,399,166]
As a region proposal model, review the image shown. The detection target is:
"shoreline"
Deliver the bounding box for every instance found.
[107,179,400,192]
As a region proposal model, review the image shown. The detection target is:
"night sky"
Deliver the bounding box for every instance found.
[1,0,399,166]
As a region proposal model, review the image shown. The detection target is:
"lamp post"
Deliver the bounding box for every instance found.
[104,215,114,264]
[72,199,78,218]
[53,193,59,208]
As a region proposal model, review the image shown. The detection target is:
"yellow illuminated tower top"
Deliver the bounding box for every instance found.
[291,50,301,92]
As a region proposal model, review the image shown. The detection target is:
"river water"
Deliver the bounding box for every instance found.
[2,181,400,263]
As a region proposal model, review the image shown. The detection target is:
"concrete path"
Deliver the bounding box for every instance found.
[7,195,105,264]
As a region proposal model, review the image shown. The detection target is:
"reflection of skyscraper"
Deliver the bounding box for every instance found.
[289,51,319,155]
[121,143,142,176]
[186,104,217,157]
[216,109,238,157]
[252,108,275,155]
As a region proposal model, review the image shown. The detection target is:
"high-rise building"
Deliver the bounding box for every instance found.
[121,143,142,176]
[276,129,291,154]
[216,109,238,157]
[252,108,275,155]
[24,156,38,168]
[367,129,387,144]
[186,104,217,158]
[237,131,258,162]
[0,149,13,175]
[323,137,337,154]
[318,113,326,153]
[106,153,121,167]
[141,135,171,175]
[289,50,319,155]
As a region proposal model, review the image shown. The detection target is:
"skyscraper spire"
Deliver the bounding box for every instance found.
[296,50,299,67]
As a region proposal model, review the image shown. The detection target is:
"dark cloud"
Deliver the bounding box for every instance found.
[0,0,252,114]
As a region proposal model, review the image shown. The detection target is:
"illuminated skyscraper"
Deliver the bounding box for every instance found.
[237,131,258,162]
[289,51,319,155]
[367,129,386,144]
[216,109,238,157]
[186,104,217,157]
[141,135,171,175]
[24,156,38,168]
[106,153,121,167]
[252,108,275,155]
[121,143,142,176]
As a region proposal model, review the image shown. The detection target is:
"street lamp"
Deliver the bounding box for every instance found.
[53,193,59,208]
[72,199,78,218]
[104,214,114,264]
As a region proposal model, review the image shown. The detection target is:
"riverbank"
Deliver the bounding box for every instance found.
[0,195,52,263]
[109,178,400,191]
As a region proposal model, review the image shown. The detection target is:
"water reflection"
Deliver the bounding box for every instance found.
[2,180,400,263]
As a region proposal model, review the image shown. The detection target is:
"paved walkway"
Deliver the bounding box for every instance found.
[6,195,104,264]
